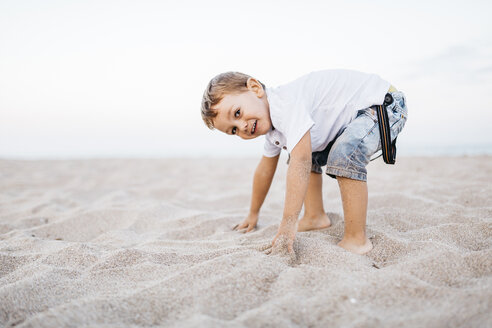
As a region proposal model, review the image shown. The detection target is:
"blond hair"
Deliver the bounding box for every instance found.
[201,72,265,129]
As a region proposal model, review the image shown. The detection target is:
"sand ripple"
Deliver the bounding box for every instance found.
[0,157,491,327]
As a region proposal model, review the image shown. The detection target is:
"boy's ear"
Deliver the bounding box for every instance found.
[246,77,264,97]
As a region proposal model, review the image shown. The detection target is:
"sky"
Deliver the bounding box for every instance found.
[1,0,491,159]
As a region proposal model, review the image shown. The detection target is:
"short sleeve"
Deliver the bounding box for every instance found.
[284,100,314,153]
[263,137,281,157]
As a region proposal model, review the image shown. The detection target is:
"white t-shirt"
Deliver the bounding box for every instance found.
[263,69,391,157]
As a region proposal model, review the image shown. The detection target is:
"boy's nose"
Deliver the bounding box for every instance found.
[242,121,249,133]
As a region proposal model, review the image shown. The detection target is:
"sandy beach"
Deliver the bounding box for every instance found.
[0,156,491,327]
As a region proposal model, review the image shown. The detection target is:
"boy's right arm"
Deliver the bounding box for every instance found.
[233,154,280,232]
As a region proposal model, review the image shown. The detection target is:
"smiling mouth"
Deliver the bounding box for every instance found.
[251,120,257,135]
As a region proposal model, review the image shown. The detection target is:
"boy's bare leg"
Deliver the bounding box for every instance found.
[298,172,331,232]
[336,176,373,254]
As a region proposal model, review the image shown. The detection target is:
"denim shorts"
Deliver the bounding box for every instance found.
[311,90,408,181]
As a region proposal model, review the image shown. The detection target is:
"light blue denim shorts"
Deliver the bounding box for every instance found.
[320,90,408,181]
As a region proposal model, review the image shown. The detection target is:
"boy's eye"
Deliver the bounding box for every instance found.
[234,109,240,117]
[232,127,237,135]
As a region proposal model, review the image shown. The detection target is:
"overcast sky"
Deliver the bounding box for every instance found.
[1,0,491,158]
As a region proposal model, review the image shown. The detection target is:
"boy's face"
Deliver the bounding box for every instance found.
[212,78,272,140]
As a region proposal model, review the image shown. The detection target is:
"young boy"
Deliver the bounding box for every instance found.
[200,69,408,255]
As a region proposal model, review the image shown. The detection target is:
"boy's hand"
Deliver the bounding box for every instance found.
[263,219,297,255]
[233,212,258,233]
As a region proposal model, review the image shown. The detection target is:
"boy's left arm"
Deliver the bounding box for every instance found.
[270,130,312,254]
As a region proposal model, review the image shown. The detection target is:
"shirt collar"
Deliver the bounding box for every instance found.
[265,87,279,131]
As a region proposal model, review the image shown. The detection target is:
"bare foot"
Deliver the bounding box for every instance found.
[337,236,373,255]
[297,213,331,232]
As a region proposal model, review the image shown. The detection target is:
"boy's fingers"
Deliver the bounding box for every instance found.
[263,248,272,255]
[246,225,255,232]
[233,223,247,231]
[288,244,294,254]
[288,252,297,266]
[265,240,277,255]
[257,243,272,252]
